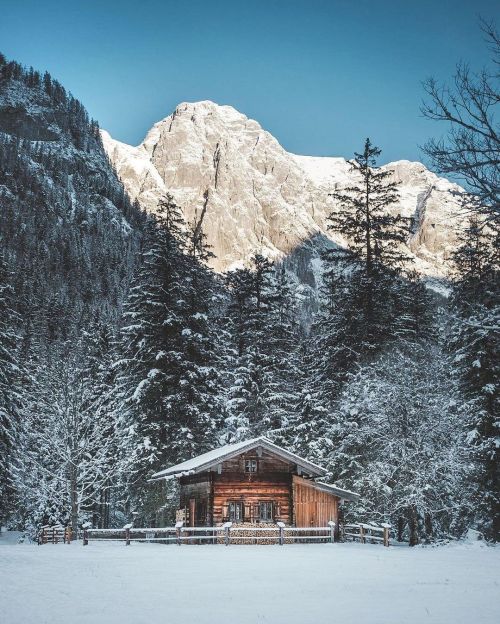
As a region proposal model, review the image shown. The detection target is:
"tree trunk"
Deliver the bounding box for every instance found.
[397,516,405,542]
[424,512,433,543]
[408,505,419,546]
[70,464,78,535]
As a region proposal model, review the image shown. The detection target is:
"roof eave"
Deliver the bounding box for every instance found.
[150,437,326,480]
[313,481,360,502]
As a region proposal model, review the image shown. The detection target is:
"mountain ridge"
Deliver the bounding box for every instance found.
[102,100,467,278]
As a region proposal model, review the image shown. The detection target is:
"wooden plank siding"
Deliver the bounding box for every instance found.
[179,473,213,526]
[292,475,338,527]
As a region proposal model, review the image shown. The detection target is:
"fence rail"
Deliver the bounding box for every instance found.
[82,523,335,546]
[38,521,391,547]
[342,522,391,547]
[38,524,72,545]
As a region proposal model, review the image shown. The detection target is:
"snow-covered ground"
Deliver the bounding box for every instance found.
[1,534,498,624]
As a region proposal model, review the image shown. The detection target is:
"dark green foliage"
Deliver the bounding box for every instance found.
[329,138,409,274]
[116,195,224,522]
[224,256,303,441]
[0,250,24,525]
[449,217,500,540]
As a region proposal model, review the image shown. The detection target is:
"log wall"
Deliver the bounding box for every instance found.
[214,450,293,524]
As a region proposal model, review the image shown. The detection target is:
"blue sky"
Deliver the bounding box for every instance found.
[1,0,497,163]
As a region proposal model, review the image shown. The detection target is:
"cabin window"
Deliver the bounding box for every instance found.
[259,501,273,522]
[228,501,243,522]
[245,459,258,473]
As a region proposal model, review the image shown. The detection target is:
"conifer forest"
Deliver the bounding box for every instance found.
[0,22,498,551]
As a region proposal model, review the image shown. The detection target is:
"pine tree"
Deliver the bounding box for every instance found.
[0,250,24,526]
[116,194,223,522]
[329,138,409,275]
[224,256,304,441]
[317,139,412,396]
[450,217,500,540]
[264,265,304,436]
[224,256,273,439]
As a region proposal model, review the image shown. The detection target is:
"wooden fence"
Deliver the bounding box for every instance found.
[38,521,391,547]
[38,524,72,545]
[342,522,391,547]
[82,522,336,546]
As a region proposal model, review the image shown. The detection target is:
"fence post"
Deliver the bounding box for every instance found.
[82,522,91,546]
[381,523,391,547]
[123,523,133,546]
[328,520,335,544]
[277,521,285,546]
[359,524,365,544]
[223,521,232,546]
[175,520,183,546]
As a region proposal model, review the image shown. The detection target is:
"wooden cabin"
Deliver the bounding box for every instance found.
[151,437,359,527]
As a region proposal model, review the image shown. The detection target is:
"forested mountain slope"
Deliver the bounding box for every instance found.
[0,56,145,530]
[0,55,145,338]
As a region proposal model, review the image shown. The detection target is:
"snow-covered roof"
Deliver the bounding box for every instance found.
[150,437,327,480]
[313,481,360,502]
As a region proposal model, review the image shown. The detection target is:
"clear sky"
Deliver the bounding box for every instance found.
[1,0,497,164]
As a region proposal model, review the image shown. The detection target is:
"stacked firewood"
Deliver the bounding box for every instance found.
[215,523,294,545]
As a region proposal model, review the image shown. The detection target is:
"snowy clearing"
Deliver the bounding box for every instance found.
[0,536,498,624]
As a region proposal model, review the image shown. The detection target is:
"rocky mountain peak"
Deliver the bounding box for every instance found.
[102,101,467,277]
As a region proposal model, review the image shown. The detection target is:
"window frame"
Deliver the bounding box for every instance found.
[227,500,244,522]
[258,501,274,522]
[244,458,258,473]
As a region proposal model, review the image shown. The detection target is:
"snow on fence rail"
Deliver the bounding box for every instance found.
[37,521,391,547]
[38,524,72,545]
[79,521,391,547]
[82,522,336,546]
[342,522,391,547]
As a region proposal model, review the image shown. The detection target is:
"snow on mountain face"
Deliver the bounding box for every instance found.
[102,100,466,276]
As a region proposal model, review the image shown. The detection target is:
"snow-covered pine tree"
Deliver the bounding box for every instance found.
[316,139,411,400]
[0,249,24,526]
[13,341,134,535]
[116,194,223,523]
[276,340,330,466]
[264,265,304,437]
[224,256,275,439]
[449,217,499,541]
[224,256,304,442]
[223,266,255,441]
[328,340,466,545]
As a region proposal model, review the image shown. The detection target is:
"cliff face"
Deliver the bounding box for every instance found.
[102,100,466,276]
